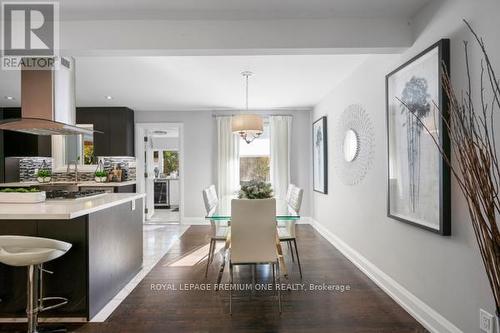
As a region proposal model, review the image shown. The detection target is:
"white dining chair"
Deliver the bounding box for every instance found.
[279,184,303,278]
[229,198,281,314]
[202,185,229,277]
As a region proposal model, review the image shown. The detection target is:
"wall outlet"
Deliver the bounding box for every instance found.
[480,309,494,333]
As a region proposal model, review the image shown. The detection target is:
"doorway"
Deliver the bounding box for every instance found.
[135,123,184,224]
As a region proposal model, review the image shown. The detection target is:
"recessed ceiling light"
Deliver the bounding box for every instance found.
[105,95,113,100]
[4,96,14,100]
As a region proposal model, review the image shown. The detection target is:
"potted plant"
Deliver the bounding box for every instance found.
[94,170,108,183]
[238,180,273,199]
[0,187,45,203]
[36,169,52,183]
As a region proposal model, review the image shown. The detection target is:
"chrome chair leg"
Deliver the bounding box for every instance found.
[272,263,277,309]
[205,239,214,277]
[210,240,217,264]
[276,260,282,314]
[293,239,302,279]
[229,263,233,315]
[272,263,276,289]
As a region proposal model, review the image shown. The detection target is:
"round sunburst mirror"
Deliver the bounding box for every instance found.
[335,104,375,185]
[343,129,359,162]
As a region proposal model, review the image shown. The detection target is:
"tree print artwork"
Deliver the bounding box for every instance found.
[315,126,323,184]
[400,76,431,213]
[313,117,327,193]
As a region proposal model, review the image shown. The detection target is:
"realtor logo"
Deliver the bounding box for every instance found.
[1,1,59,69]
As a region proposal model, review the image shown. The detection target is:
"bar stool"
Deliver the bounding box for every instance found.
[0,235,72,333]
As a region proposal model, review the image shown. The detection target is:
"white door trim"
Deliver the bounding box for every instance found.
[135,122,184,224]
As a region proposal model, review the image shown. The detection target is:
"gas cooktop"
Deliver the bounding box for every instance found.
[46,190,107,200]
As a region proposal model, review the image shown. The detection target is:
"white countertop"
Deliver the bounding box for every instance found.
[0,193,145,220]
[79,180,136,187]
[0,180,136,187]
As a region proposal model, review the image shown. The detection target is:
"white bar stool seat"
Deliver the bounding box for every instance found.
[0,236,71,267]
[0,235,72,333]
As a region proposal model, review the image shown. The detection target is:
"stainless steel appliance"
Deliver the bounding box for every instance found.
[0,57,95,136]
[4,157,23,182]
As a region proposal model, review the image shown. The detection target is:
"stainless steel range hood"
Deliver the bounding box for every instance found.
[0,57,93,136]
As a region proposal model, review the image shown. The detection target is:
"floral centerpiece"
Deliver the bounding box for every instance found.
[238,180,273,199]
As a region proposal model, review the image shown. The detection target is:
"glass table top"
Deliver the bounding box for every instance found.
[205,198,300,221]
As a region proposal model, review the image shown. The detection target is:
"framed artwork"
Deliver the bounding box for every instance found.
[313,116,328,194]
[386,39,451,235]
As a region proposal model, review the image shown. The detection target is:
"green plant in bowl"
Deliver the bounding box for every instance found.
[0,187,40,193]
[36,169,52,183]
[95,170,108,183]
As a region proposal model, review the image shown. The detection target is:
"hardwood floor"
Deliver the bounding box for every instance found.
[0,225,427,333]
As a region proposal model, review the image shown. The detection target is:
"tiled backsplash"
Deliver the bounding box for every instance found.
[19,157,53,182]
[103,157,137,181]
[18,157,137,182]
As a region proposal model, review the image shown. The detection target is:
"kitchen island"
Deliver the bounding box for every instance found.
[0,193,145,321]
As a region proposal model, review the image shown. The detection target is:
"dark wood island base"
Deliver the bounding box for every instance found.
[0,195,143,321]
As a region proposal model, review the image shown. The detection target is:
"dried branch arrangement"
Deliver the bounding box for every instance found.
[400,20,500,315]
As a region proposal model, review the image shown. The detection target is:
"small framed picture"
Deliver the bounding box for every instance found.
[313,116,328,194]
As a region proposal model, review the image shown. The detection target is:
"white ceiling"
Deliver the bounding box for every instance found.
[0,1,427,111]
[59,0,430,20]
[0,55,368,111]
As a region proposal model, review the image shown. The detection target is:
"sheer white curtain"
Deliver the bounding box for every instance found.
[217,116,240,211]
[270,116,292,200]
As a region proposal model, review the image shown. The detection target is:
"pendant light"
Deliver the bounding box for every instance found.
[232,71,263,144]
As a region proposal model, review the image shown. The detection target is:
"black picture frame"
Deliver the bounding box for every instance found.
[313,116,328,194]
[385,39,451,235]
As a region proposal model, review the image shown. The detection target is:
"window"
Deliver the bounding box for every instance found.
[52,124,96,171]
[63,124,95,165]
[163,151,179,176]
[152,150,179,178]
[239,123,270,184]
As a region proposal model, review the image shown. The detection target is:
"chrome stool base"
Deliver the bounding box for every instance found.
[26,264,69,333]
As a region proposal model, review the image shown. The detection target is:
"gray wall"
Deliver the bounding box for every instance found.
[136,109,311,219]
[312,1,500,332]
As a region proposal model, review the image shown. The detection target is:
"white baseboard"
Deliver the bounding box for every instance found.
[309,219,462,333]
[182,216,313,225]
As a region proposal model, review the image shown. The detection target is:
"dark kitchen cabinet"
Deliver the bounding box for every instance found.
[76,107,135,157]
[0,108,52,157]
[0,108,52,182]
[76,108,110,156]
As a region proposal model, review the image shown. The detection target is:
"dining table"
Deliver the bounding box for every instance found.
[205,198,300,284]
